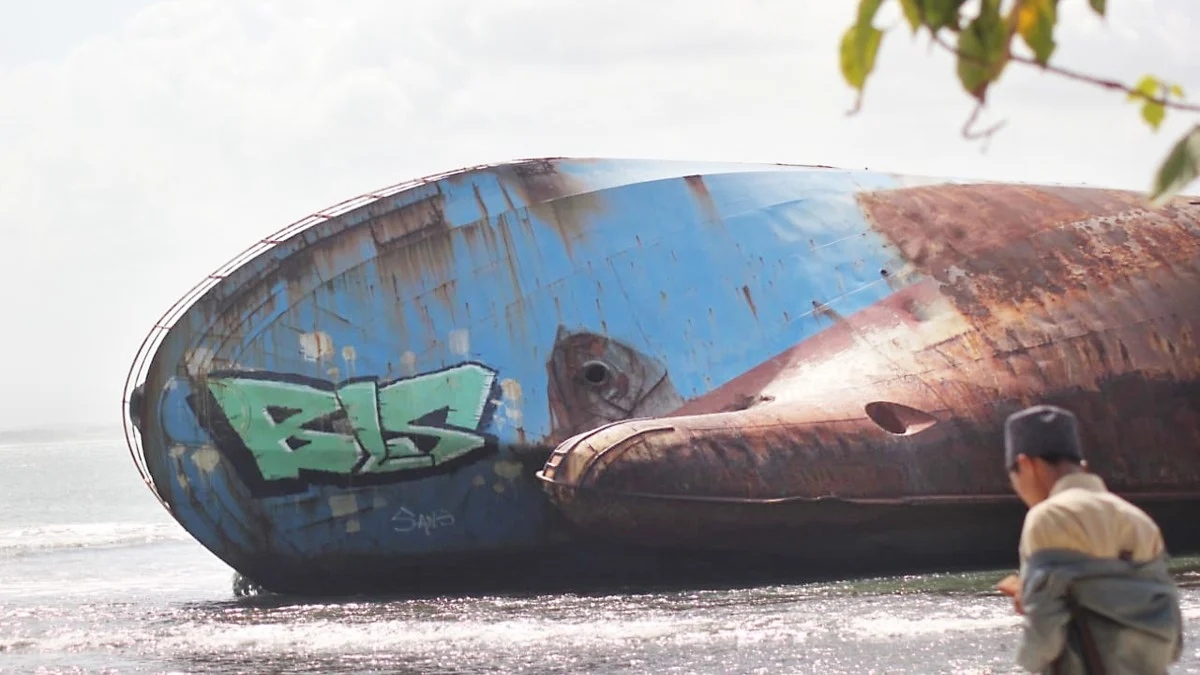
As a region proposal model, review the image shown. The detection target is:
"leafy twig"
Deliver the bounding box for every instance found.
[930,33,1200,113]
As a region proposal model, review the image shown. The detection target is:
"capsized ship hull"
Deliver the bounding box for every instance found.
[123,158,1200,595]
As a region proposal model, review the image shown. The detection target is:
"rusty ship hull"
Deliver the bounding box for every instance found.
[123,158,1200,595]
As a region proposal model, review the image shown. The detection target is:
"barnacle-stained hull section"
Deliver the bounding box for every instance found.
[123,158,1200,596]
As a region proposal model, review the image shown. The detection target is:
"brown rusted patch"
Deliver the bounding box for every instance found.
[684,174,721,226]
[858,184,1200,306]
[376,228,458,294]
[1036,184,1158,215]
[858,186,1200,373]
[369,192,449,248]
[503,160,608,258]
[543,368,1200,506]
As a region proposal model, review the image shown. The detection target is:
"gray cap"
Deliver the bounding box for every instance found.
[1004,404,1084,471]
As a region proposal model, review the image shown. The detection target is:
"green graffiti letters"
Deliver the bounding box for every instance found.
[203,363,499,483]
[207,377,360,479]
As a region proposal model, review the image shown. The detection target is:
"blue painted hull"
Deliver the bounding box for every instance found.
[123,158,1200,594]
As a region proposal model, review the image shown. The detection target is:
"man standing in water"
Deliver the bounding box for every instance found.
[999,404,1184,674]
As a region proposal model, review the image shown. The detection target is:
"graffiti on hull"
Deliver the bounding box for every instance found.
[189,362,502,496]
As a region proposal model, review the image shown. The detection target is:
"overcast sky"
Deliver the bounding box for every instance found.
[2,0,1197,432]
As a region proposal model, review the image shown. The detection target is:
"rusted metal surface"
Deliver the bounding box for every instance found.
[537,183,1200,557]
[122,156,1200,596]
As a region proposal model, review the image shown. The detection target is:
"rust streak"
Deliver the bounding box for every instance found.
[741,285,758,319]
[498,180,517,213]
[684,174,721,226]
[472,183,489,224]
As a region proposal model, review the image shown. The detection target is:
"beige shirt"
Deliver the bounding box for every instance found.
[1018,472,1164,565]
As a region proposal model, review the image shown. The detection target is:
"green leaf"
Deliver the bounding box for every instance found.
[1128,75,1159,102]
[1016,0,1057,64]
[956,0,1011,101]
[1149,125,1200,206]
[899,0,922,33]
[1142,101,1166,130]
[1170,84,1185,99]
[839,0,886,91]
[1127,75,1168,131]
[922,0,968,32]
[1089,0,1106,17]
[852,0,885,27]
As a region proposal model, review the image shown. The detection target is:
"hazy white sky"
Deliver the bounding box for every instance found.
[2,0,1197,431]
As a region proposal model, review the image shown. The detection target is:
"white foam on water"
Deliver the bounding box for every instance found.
[0,614,710,660]
[0,521,190,555]
[166,615,702,653]
[849,611,1020,639]
[0,437,121,451]
[4,590,1200,675]
[1180,596,1200,621]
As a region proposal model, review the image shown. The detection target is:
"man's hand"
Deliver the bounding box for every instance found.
[995,574,1024,615]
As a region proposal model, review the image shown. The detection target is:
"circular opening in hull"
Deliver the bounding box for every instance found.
[865,401,938,436]
[581,361,611,386]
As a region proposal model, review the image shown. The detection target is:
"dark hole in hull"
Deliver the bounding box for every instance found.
[865,401,938,436]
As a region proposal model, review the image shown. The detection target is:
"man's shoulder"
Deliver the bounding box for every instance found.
[1092,489,1156,516]
[1024,491,1081,526]
[1075,487,1162,530]
[1030,483,1158,526]
[1022,482,1165,559]
[1021,487,1114,549]
[1019,497,1074,553]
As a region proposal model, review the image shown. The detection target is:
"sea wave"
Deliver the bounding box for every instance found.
[0,521,190,555]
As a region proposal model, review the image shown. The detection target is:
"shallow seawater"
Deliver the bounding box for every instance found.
[3,439,1200,674]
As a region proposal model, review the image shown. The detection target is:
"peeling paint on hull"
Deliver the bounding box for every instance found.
[123,158,1200,596]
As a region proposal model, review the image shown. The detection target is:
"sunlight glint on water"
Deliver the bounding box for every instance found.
[2,439,1199,674]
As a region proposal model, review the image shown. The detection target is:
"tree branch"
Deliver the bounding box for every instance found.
[962,103,1007,151]
[931,34,1200,113]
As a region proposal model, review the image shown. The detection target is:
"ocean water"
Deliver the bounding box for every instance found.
[3,439,1200,674]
